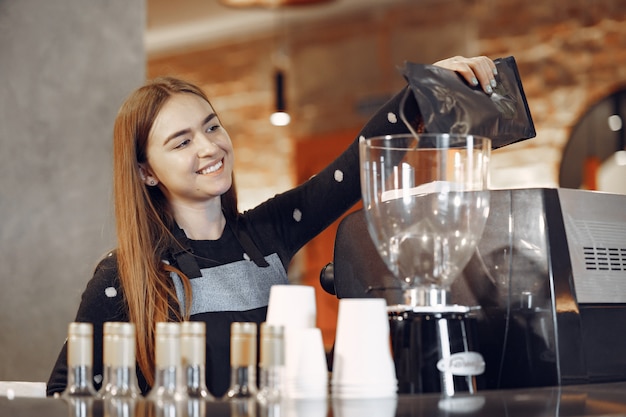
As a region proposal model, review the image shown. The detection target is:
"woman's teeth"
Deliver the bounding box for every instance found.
[198,160,223,175]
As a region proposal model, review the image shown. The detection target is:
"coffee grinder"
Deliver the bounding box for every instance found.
[349,133,491,395]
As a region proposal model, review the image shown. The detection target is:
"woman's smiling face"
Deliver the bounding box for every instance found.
[143,92,234,207]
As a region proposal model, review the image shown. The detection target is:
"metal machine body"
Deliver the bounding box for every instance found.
[326,188,626,391]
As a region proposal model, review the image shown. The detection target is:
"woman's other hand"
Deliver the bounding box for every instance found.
[433,56,498,95]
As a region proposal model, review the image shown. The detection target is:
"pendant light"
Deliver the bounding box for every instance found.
[270,69,290,126]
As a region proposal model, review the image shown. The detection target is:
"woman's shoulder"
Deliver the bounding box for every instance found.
[75,250,128,321]
[94,250,118,271]
[92,250,120,281]
[81,250,122,300]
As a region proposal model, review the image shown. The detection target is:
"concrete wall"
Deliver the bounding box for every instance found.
[0,0,145,382]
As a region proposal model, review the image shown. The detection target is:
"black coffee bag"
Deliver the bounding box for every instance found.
[400,56,536,149]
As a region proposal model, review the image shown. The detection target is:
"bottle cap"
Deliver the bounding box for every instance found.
[181,321,205,336]
[104,321,135,337]
[181,321,206,366]
[103,322,136,367]
[154,322,181,368]
[260,323,284,368]
[230,322,257,367]
[67,322,93,367]
[68,322,93,336]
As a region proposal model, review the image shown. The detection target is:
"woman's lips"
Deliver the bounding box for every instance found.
[197,159,224,175]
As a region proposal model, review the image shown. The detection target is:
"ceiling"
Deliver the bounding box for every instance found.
[145,0,402,54]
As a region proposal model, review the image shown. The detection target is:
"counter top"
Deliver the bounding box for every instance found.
[4,382,626,417]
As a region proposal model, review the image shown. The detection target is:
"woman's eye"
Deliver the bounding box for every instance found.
[174,139,191,149]
[206,124,220,133]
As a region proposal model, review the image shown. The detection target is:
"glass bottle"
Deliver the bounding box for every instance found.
[99,322,140,399]
[225,322,258,399]
[147,322,186,402]
[257,323,285,403]
[180,321,214,400]
[62,322,97,398]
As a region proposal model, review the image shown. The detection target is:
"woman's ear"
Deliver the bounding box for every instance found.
[138,164,158,186]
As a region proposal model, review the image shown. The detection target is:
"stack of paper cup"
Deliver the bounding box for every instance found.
[283,327,328,398]
[331,298,398,398]
[266,285,328,399]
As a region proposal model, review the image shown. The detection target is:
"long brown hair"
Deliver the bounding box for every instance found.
[112,77,238,386]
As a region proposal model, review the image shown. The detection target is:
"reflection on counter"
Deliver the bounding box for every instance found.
[7,382,626,417]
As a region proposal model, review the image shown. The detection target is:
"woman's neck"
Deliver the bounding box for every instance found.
[170,200,226,241]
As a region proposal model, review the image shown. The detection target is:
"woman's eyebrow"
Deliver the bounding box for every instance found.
[163,113,217,146]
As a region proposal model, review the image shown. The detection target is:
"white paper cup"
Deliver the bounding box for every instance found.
[331,298,397,398]
[284,327,328,399]
[266,285,317,330]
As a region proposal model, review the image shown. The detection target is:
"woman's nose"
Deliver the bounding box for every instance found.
[197,134,219,156]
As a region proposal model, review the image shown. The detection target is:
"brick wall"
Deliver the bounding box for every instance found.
[148,0,626,347]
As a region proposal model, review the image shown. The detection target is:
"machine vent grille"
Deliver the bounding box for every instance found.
[568,219,626,272]
[583,247,626,271]
[560,191,626,304]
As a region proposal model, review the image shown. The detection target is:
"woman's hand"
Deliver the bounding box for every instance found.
[433,56,498,94]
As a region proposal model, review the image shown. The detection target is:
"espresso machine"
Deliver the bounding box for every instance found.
[321,188,626,393]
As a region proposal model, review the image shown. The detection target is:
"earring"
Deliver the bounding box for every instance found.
[149,179,157,186]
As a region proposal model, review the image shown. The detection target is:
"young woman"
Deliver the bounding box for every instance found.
[47,56,497,398]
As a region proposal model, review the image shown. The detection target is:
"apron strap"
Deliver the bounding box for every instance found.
[231,217,270,268]
[170,225,203,279]
[169,216,269,278]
